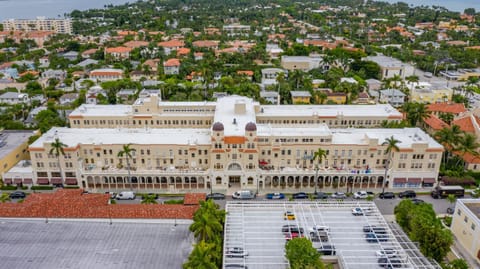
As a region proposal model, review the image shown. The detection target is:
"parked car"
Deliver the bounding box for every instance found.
[284,211,296,220]
[116,191,136,200]
[206,193,226,200]
[353,191,368,199]
[366,233,389,243]
[363,225,387,234]
[398,190,416,198]
[226,247,249,258]
[410,198,424,205]
[331,192,347,199]
[351,207,364,216]
[285,232,304,241]
[282,225,304,234]
[378,257,403,268]
[310,231,329,242]
[266,192,285,199]
[379,192,395,199]
[292,192,309,199]
[225,265,248,269]
[232,190,255,200]
[446,207,455,214]
[317,244,336,255]
[375,248,398,258]
[9,191,26,199]
[313,192,329,199]
[308,225,330,234]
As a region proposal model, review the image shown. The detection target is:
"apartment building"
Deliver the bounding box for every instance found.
[17,95,442,192]
[2,17,72,34]
[451,199,480,266]
[365,55,414,80]
[0,130,35,177]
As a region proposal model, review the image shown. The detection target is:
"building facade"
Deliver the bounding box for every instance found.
[16,95,443,192]
[2,18,72,34]
[0,130,35,178]
[451,199,480,266]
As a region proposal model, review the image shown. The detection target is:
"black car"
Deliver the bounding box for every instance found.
[206,192,226,200]
[313,192,329,199]
[363,225,388,234]
[9,191,26,199]
[378,257,403,268]
[317,244,336,255]
[379,192,395,199]
[398,190,416,198]
[282,224,304,234]
[411,198,424,205]
[292,192,309,199]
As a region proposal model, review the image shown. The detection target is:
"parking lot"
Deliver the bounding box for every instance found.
[224,201,414,269]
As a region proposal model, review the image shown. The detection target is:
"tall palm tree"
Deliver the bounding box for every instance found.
[435,125,464,166]
[50,138,67,185]
[382,136,401,194]
[456,133,480,165]
[117,144,136,185]
[182,241,217,269]
[313,148,327,194]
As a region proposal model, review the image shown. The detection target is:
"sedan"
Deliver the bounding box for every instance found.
[284,211,296,220]
[411,198,424,205]
[353,191,368,199]
[376,248,398,258]
[266,192,285,199]
[206,193,226,200]
[226,247,249,258]
[292,192,309,199]
[313,192,329,199]
[9,191,26,199]
[379,192,395,199]
[285,232,304,241]
[351,207,364,216]
[331,192,347,199]
[378,257,403,268]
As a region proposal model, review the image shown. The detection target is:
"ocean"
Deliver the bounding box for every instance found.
[0,0,478,21]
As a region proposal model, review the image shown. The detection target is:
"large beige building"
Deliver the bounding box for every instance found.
[451,199,480,266]
[0,130,35,184]
[2,17,72,34]
[7,95,443,193]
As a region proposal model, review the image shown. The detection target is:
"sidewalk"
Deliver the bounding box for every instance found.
[449,235,480,268]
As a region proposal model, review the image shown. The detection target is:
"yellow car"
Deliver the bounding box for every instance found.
[284,211,296,220]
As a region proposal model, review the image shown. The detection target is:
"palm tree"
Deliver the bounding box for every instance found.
[456,133,480,166]
[313,148,327,194]
[141,194,158,204]
[0,193,11,203]
[382,136,401,194]
[182,241,217,269]
[50,138,67,185]
[117,144,136,185]
[435,125,464,166]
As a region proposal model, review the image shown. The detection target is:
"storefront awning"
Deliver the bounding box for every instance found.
[14,178,22,184]
[65,178,78,185]
[3,178,12,184]
[37,178,49,185]
[393,178,407,184]
[51,178,62,184]
[23,178,33,184]
[423,178,436,184]
[408,178,421,184]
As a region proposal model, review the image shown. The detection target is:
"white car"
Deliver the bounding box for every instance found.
[375,248,397,258]
[353,191,368,199]
[331,192,346,199]
[308,225,330,234]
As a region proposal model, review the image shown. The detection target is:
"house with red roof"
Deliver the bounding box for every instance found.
[163,58,181,75]
[157,40,185,54]
[105,46,132,60]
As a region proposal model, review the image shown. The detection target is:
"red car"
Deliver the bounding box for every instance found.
[285,232,304,241]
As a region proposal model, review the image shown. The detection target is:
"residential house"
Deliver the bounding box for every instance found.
[105,47,132,60]
[61,51,78,61]
[194,52,204,61]
[143,59,160,73]
[291,91,311,104]
[76,59,99,68]
[130,70,149,81]
[0,92,29,104]
[89,68,124,82]
[266,43,283,59]
[39,56,50,68]
[281,55,325,72]
[260,91,279,104]
[365,55,414,80]
[116,89,136,103]
[192,40,219,50]
[81,48,98,59]
[59,93,79,105]
[450,199,480,264]
[354,92,372,104]
[163,58,181,75]
[427,103,466,117]
[223,24,250,36]
[186,72,204,83]
[365,79,382,91]
[176,48,190,58]
[261,68,284,88]
[85,86,107,105]
[41,69,66,81]
[236,70,254,81]
[24,106,47,127]
[326,91,347,104]
[423,114,449,134]
[369,89,406,107]
[410,84,452,104]
[139,89,161,98]
[123,41,149,49]
[0,79,26,91]
[157,40,185,55]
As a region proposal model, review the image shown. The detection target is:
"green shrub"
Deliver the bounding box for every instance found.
[64,186,80,189]
[0,186,17,190]
[31,186,54,190]
[163,199,184,204]
[21,186,28,190]
[443,216,452,227]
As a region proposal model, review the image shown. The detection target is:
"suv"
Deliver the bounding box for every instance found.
[398,190,416,198]
[379,192,395,199]
[313,192,329,199]
[317,244,336,255]
[378,257,403,268]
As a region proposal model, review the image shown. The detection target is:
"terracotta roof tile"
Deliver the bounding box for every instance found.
[184,193,206,205]
[105,47,132,53]
[427,103,466,114]
[452,115,477,133]
[157,40,185,48]
[192,40,219,48]
[163,58,180,67]
[0,189,197,219]
[123,41,149,48]
[461,152,480,164]
[424,114,448,130]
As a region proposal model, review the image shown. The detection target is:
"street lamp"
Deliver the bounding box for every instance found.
[382,160,389,194]
[209,179,213,195]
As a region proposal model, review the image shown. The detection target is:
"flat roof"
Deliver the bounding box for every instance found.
[30,127,212,148]
[69,104,132,117]
[257,124,332,137]
[259,104,402,118]
[460,199,480,220]
[0,219,191,269]
[214,96,257,136]
[0,130,34,159]
[224,201,414,269]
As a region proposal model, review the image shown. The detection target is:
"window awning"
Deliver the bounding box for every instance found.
[423,178,436,184]
[393,178,407,184]
[37,178,49,185]
[14,178,22,184]
[3,178,12,184]
[65,178,78,185]
[23,178,33,184]
[51,178,62,184]
[408,178,421,184]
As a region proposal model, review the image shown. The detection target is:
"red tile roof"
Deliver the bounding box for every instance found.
[237,70,254,76]
[452,115,480,133]
[184,193,206,205]
[427,103,466,114]
[163,58,181,67]
[105,47,132,53]
[424,114,448,130]
[192,40,219,48]
[157,40,185,48]
[123,41,149,48]
[0,189,198,219]
[461,152,480,164]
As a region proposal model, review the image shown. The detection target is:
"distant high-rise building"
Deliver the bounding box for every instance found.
[2,17,72,34]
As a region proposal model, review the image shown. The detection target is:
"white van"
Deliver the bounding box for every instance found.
[116,191,136,200]
[232,190,255,200]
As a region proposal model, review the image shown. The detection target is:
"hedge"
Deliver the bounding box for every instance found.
[442,176,476,187]
[31,186,54,190]
[0,186,18,190]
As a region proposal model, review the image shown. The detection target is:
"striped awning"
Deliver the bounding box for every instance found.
[23,178,33,184]
[408,178,421,184]
[51,178,62,184]
[3,178,12,184]
[37,178,49,185]
[423,178,436,184]
[393,178,407,184]
[14,178,22,184]
[65,178,78,185]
